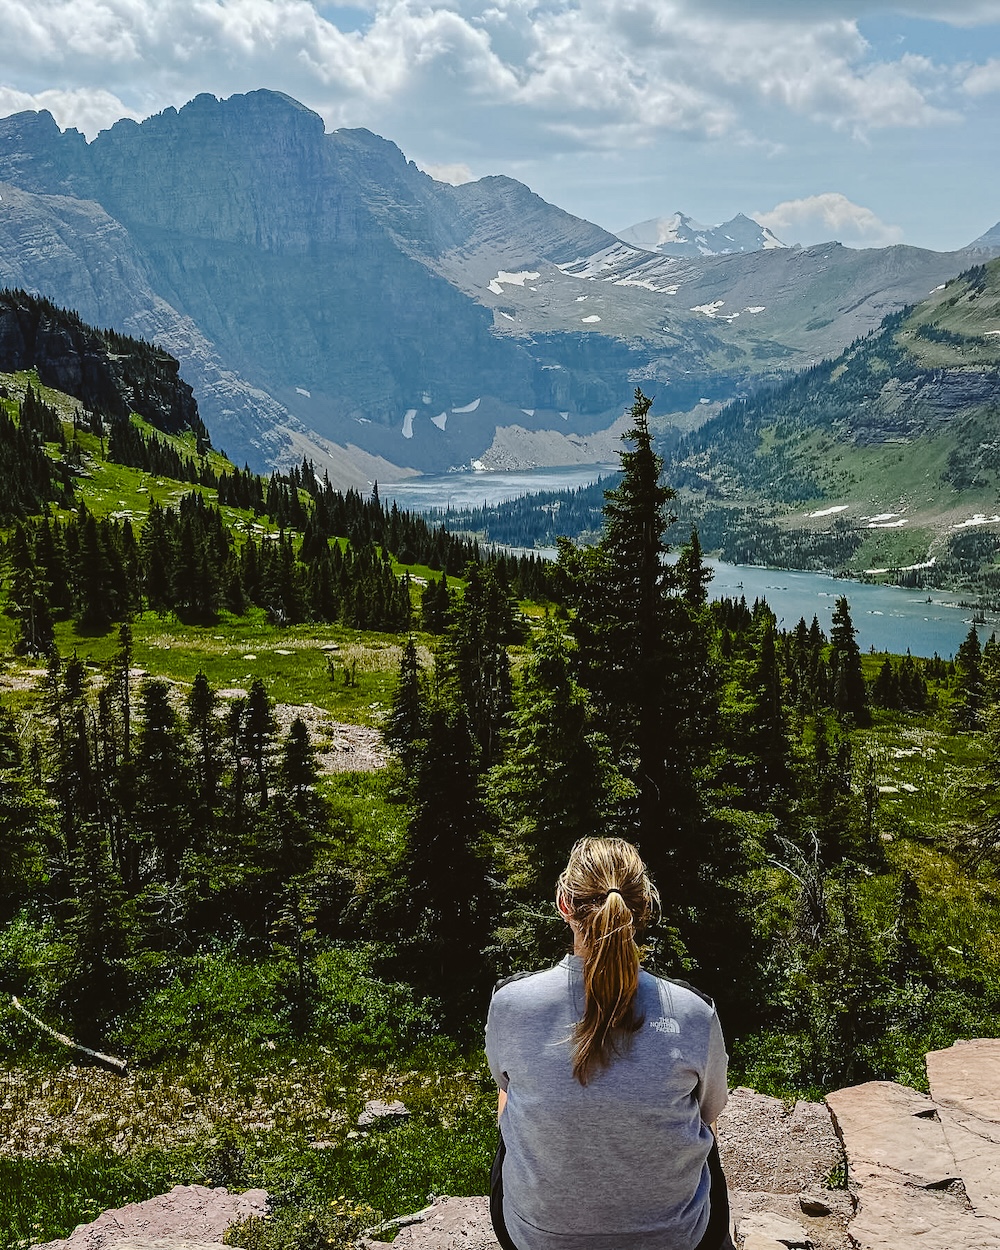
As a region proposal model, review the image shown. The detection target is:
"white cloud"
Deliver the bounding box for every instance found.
[0,0,986,147]
[754,192,905,248]
[0,85,139,134]
[419,160,475,184]
[679,0,1000,22]
[963,58,1000,94]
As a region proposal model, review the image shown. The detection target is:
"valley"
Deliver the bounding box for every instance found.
[2,84,1000,1250]
[1,89,997,489]
[2,317,1000,1247]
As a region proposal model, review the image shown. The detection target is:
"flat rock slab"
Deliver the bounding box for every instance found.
[926,1038,1000,1126]
[848,1177,1000,1250]
[736,1210,811,1248]
[827,1065,1000,1250]
[927,1038,1000,1217]
[825,1081,957,1186]
[32,1185,268,1250]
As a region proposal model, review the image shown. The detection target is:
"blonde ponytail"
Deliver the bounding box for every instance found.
[557,838,659,1085]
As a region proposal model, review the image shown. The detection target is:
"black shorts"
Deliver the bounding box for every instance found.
[489,1132,735,1250]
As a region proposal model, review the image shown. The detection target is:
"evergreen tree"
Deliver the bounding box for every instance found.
[386,637,426,766]
[242,678,275,808]
[871,657,900,710]
[7,525,55,656]
[487,620,626,901]
[674,526,712,608]
[0,702,52,916]
[560,388,676,843]
[75,508,115,630]
[829,597,870,725]
[952,626,984,731]
[186,671,222,826]
[133,679,194,881]
[265,718,326,881]
[386,703,493,1013]
[744,623,792,805]
[437,563,515,770]
[61,819,132,1031]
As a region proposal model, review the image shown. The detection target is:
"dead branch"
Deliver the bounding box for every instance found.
[11,995,128,1073]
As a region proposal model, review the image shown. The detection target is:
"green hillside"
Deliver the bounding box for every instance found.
[668,258,1000,591]
[3,361,1000,1250]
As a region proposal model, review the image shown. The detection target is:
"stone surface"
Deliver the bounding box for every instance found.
[736,1211,811,1247]
[0,89,988,484]
[847,1176,1000,1250]
[927,1038,1000,1218]
[798,1191,832,1216]
[32,1184,268,1250]
[825,1081,957,1186]
[718,1088,844,1194]
[926,1038,1000,1125]
[714,1089,851,1249]
[357,1097,410,1128]
[363,1197,496,1250]
[827,1054,1000,1250]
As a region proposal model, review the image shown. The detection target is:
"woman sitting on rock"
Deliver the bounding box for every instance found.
[485,836,734,1250]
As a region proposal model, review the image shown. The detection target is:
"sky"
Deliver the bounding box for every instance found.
[1,1,1000,251]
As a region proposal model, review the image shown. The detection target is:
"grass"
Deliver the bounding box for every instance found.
[0,1016,495,1250]
[0,611,426,727]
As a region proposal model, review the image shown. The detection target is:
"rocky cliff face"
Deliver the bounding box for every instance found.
[0,288,204,437]
[0,90,985,481]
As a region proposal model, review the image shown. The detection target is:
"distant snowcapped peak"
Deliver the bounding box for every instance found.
[616,211,786,257]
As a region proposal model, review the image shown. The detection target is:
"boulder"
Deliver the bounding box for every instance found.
[827,1070,1000,1250]
[32,1184,268,1250]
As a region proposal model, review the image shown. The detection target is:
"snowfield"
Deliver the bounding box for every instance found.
[488,271,540,295]
[952,514,1000,528]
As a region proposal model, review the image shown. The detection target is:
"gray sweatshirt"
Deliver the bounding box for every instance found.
[485,955,728,1250]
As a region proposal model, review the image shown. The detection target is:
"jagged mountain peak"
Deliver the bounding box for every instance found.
[616,210,786,257]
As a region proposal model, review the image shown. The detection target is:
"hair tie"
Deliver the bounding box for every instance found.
[606,888,623,898]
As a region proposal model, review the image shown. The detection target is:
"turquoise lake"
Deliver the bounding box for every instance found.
[380,467,993,659]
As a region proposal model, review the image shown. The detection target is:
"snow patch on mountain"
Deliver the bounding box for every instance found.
[557,243,642,279]
[488,271,540,294]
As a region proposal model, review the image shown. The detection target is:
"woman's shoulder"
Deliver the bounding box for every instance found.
[640,969,718,1017]
[491,957,573,1001]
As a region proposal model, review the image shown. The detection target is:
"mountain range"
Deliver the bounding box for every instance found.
[0,88,998,486]
[616,212,786,257]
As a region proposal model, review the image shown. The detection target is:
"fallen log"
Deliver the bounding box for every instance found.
[11,995,128,1072]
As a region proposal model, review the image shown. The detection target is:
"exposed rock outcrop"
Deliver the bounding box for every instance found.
[0,91,983,480]
[0,288,205,438]
[827,1038,1000,1249]
[33,1184,268,1250]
